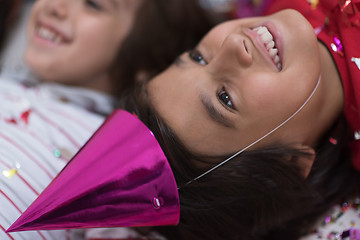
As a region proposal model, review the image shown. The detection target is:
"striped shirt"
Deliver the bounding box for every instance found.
[0,79,105,240]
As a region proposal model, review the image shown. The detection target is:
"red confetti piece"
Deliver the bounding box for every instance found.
[329,137,338,145]
[5,118,17,124]
[20,109,32,125]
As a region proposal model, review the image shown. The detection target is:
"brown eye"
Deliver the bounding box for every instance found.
[218,88,234,109]
[189,50,207,65]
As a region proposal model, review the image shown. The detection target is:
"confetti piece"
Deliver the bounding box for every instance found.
[2,169,18,178]
[54,149,61,158]
[20,109,31,125]
[352,58,360,70]
[308,0,319,9]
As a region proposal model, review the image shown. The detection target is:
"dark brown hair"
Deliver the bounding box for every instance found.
[118,87,360,240]
[0,0,22,53]
[110,0,222,96]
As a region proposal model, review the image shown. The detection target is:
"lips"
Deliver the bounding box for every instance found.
[252,26,282,71]
[37,26,63,44]
[34,20,71,45]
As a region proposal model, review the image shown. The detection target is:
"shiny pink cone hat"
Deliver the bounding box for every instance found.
[7,110,180,232]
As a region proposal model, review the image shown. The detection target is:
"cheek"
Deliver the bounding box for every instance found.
[75,24,124,63]
[241,78,303,130]
[79,18,127,44]
[241,76,281,111]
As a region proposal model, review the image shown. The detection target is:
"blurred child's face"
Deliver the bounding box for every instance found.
[25,0,142,93]
[148,9,326,156]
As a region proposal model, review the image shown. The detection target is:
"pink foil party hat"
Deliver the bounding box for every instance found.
[7,110,180,232]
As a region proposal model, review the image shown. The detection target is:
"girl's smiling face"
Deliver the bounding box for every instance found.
[25,0,142,92]
[148,9,326,157]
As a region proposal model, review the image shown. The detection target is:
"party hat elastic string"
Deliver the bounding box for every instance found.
[183,75,322,187]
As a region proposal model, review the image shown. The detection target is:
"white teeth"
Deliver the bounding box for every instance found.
[266,41,275,50]
[37,27,62,44]
[253,26,282,71]
[261,31,273,43]
[268,48,278,57]
[274,55,280,63]
[254,26,273,44]
[254,26,267,34]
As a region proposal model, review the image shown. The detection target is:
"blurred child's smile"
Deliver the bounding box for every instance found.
[36,24,67,45]
[25,0,142,92]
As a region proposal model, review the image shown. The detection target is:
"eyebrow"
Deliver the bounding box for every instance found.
[200,94,235,129]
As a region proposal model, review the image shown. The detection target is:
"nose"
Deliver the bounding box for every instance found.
[44,0,69,19]
[209,34,253,73]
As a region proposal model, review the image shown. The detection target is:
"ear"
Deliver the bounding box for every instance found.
[294,145,316,178]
